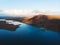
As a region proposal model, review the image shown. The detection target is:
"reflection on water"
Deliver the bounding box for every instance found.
[0,23,60,45]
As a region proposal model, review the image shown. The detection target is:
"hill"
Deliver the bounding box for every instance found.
[23,14,60,32]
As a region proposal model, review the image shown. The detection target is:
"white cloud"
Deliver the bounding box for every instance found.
[2,10,33,16]
[0,9,60,17]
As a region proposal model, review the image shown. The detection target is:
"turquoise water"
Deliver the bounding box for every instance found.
[0,23,60,45]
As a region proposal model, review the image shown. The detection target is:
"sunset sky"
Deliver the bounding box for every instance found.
[0,0,60,16]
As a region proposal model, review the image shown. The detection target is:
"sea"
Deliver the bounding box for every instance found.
[0,23,60,45]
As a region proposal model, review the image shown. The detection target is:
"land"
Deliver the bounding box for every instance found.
[0,16,25,31]
[0,20,19,31]
[23,14,60,32]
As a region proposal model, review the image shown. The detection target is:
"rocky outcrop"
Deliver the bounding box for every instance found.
[23,14,60,32]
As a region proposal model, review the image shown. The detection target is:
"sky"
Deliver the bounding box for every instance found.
[0,0,60,16]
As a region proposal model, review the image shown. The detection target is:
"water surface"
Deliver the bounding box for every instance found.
[0,23,60,45]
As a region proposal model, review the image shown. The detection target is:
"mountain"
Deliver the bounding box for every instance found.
[23,14,60,32]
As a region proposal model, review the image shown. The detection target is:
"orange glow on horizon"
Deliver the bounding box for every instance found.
[47,15,60,19]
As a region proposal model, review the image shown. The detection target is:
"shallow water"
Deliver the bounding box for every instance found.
[0,23,60,45]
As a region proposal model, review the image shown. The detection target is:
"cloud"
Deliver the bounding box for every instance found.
[0,9,43,17]
[0,9,60,17]
[2,10,33,16]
